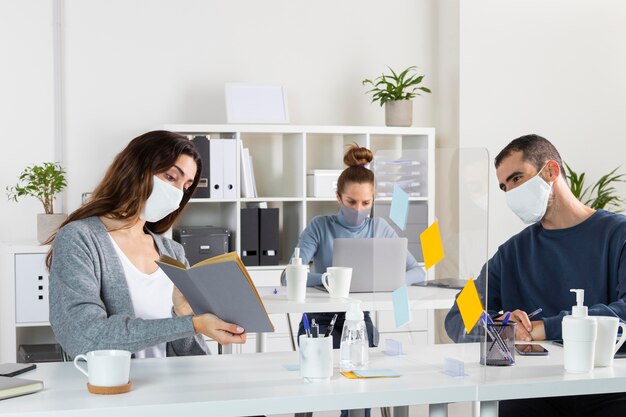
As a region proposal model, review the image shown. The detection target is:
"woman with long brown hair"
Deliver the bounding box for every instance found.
[47,130,246,359]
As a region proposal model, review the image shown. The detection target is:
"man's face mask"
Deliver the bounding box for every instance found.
[140,175,184,223]
[338,203,371,227]
[505,163,553,224]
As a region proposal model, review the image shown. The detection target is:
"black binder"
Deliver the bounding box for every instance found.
[240,208,260,266]
[259,208,279,266]
[191,135,210,198]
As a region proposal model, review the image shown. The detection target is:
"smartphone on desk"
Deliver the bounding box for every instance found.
[0,363,37,377]
[515,344,549,356]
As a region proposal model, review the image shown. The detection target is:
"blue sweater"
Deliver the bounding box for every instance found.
[445,210,626,341]
[293,210,425,287]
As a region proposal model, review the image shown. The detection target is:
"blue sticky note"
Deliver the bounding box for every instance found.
[353,369,401,378]
[282,364,300,371]
[389,184,409,231]
[392,286,411,328]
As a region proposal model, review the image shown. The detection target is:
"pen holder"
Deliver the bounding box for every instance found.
[299,334,333,382]
[480,322,516,366]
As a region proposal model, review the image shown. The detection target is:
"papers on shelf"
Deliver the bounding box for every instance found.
[240,142,258,198]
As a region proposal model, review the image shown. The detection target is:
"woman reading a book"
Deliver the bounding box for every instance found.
[46,131,247,359]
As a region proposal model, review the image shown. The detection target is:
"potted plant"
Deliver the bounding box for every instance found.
[6,162,68,243]
[565,163,625,212]
[362,66,431,127]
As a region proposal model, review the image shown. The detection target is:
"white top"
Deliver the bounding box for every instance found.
[108,235,173,358]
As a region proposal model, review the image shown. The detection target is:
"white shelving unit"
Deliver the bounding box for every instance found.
[165,124,436,286]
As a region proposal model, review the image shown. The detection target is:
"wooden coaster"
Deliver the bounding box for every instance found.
[87,381,132,395]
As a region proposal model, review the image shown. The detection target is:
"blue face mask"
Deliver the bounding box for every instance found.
[338,203,371,227]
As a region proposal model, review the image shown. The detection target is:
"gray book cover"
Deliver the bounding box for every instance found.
[158,257,274,333]
[0,376,43,401]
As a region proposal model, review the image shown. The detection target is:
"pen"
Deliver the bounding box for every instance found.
[303,313,311,338]
[324,313,338,337]
[501,311,512,325]
[527,308,543,320]
[311,319,319,338]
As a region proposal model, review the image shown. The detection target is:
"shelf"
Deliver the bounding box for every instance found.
[241,197,303,203]
[188,198,237,203]
[247,265,288,271]
[305,197,337,202]
[15,321,50,328]
[164,124,435,136]
[375,197,429,202]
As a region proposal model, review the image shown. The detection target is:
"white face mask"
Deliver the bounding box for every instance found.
[505,165,552,224]
[338,203,371,227]
[140,175,184,223]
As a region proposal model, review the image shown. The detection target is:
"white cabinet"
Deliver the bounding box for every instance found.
[0,244,56,363]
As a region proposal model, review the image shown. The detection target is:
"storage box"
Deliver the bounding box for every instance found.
[173,226,230,265]
[307,170,342,197]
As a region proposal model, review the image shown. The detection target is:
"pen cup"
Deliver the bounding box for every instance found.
[480,322,516,366]
[299,334,333,382]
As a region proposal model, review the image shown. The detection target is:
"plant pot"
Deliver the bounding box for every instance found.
[385,100,413,127]
[37,213,67,244]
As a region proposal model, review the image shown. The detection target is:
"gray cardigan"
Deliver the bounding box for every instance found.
[49,216,208,358]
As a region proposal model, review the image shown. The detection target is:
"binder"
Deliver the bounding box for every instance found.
[209,139,224,199]
[259,208,279,266]
[223,140,237,199]
[191,136,210,198]
[240,208,260,266]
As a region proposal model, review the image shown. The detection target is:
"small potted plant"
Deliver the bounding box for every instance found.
[362,66,431,127]
[6,162,68,243]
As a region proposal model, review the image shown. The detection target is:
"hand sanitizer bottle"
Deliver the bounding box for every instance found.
[286,248,307,302]
[562,289,597,372]
[339,302,369,371]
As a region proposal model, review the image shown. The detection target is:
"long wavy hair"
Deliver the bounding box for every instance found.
[45,130,202,269]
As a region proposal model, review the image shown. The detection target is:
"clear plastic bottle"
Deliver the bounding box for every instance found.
[339,302,369,371]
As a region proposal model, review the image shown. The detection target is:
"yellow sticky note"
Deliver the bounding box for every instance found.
[420,221,444,270]
[456,278,484,333]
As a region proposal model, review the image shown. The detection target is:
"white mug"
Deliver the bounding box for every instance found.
[299,334,333,382]
[594,316,626,367]
[286,265,308,302]
[74,350,131,387]
[321,267,352,298]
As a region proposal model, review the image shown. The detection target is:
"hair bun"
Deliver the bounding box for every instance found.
[344,143,373,167]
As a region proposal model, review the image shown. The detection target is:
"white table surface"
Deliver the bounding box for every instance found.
[258,285,458,314]
[2,343,626,417]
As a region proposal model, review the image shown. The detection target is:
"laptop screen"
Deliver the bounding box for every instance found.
[332,237,407,292]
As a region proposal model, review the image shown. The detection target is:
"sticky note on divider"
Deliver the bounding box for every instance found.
[389,184,409,230]
[420,220,444,270]
[456,278,484,334]
[392,286,411,328]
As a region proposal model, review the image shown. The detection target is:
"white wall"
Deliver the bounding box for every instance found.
[459,0,626,255]
[1,0,441,241]
[0,1,55,241]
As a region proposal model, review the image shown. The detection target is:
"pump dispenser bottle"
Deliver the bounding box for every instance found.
[286,248,308,302]
[562,289,597,372]
[339,302,369,370]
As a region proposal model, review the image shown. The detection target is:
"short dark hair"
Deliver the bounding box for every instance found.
[494,134,566,181]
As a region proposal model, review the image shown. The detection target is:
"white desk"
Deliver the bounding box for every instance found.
[256,286,458,352]
[2,343,626,417]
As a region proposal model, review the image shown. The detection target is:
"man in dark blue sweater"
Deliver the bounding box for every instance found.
[445,134,626,416]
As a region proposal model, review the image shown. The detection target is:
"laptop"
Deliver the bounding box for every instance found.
[331,237,407,293]
[414,278,468,290]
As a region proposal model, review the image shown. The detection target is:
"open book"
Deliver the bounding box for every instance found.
[0,376,43,401]
[157,252,274,333]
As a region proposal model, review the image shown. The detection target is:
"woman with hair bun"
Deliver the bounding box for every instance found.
[47,131,247,359]
[288,144,424,415]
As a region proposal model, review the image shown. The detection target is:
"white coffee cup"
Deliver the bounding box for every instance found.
[299,334,333,382]
[74,350,131,387]
[321,267,352,298]
[594,316,626,367]
[286,265,308,302]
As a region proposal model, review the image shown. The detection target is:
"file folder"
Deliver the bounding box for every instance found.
[209,139,224,199]
[223,139,237,199]
[191,136,210,198]
[241,208,260,266]
[259,208,279,266]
